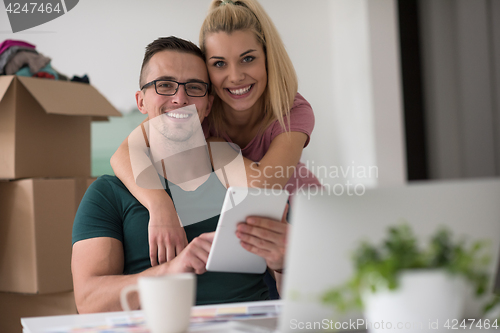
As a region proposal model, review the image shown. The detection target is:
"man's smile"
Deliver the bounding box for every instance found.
[166,112,192,119]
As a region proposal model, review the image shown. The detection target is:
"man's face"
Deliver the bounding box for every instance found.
[136,50,213,142]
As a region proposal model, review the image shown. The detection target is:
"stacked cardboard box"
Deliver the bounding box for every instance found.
[0,76,120,332]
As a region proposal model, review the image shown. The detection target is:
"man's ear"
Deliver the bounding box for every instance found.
[135,90,148,115]
[205,94,214,117]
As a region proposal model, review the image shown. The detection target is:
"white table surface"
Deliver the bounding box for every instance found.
[21,299,281,333]
[22,299,498,333]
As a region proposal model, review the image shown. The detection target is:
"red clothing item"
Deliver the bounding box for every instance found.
[203,93,321,195]
[33,72,55,79]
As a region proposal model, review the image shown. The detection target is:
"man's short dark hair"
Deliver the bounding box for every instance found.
[139,36,205,88]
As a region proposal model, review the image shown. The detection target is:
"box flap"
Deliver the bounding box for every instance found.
[92,116,110,122]
[0,76,16,179]
[14,83,92,179]
[16,76,122,117]
[0,76,14,102]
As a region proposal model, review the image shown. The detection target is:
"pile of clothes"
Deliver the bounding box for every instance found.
[0,39,90,83]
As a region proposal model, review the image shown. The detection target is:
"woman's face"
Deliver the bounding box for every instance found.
[204,30,267,114]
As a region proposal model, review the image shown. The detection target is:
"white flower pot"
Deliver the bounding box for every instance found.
[362,270,466,333]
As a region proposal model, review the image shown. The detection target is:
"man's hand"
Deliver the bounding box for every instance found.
[167,232,215,275]
[148,210,188,266]
[235,205,289,272]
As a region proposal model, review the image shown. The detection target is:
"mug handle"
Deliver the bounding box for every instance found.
[120,284,139,311]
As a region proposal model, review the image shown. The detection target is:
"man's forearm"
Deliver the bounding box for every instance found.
[75,261,169,313]
[76,275,140,313]
[72,233,212,314]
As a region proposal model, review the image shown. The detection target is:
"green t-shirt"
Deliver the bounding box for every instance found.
[72,175,269,305]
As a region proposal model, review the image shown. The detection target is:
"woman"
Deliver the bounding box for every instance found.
[111,0,320,278]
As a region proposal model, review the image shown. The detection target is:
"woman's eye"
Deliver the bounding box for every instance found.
[242,56,255,63]
[213,61,225,68]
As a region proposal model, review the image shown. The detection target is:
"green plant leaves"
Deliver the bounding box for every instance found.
[322,223,491,313]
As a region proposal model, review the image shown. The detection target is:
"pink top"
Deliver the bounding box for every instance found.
[0,40,36,55]
[203,93,321,195]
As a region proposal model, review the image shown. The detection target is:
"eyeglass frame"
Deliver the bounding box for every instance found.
[141,79,210,97]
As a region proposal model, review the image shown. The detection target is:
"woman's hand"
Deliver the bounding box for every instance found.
[235,205,289,272]
[148,210,188,266]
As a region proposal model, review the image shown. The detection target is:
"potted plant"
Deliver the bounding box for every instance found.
[322,224,495,333]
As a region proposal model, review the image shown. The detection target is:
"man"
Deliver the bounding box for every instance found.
[71,37,287,313]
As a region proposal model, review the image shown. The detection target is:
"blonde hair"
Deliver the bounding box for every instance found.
[200,0,298,135]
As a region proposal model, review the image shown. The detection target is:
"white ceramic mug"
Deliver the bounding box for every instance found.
[120,273,196,333]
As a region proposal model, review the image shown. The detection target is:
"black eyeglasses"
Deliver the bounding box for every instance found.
[141,79,209,97]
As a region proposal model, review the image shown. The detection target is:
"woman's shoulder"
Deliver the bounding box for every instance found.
[286,92,314,121]
[264,92,315,146]
[291,92,313,111]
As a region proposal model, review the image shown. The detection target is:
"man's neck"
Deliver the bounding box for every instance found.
[162,146,212,187]
[149,126,206,159]
[148,125,212,187]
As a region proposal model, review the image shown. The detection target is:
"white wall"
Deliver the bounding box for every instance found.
[0,1,210,112]
[0,0,406,187]
[327,0,406,188]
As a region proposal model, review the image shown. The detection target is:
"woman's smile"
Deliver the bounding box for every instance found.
[205,30,267,114]
[226,84,254,98]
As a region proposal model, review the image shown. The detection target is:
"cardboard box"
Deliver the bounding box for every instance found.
[0,75,121,179]
[0,178,93,294]
[0,291,76,333]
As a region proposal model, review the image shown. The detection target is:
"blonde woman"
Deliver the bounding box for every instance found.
[111,0,320,274]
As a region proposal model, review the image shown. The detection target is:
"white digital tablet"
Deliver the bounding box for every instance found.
[206,187,289,274]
